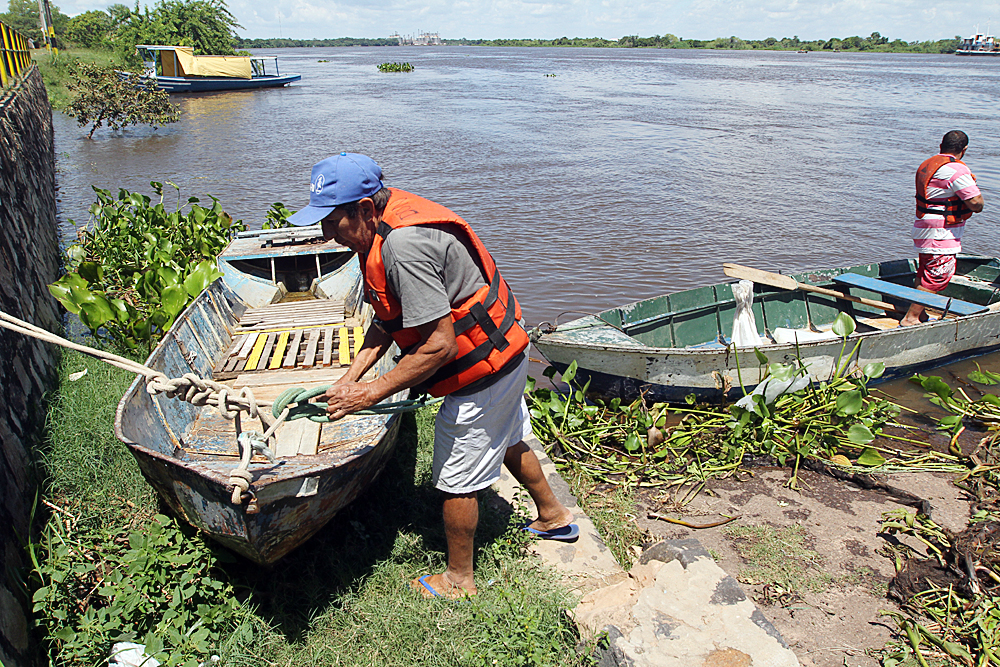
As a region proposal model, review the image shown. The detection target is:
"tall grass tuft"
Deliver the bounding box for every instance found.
[41,347,157,528]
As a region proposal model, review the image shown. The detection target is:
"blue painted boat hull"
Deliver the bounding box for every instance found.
[122,71,301,93]
[114,242,406,564]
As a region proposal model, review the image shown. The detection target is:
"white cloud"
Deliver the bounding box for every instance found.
[59,0,999,42]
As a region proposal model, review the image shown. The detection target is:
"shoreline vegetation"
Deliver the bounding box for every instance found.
[236,31,960,53]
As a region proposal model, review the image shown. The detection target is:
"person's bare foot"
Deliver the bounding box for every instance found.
[525,508,575,533]
[410,571,476,599]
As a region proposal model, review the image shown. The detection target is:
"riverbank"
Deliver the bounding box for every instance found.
[32,47,116,109]
[31,347,586,665]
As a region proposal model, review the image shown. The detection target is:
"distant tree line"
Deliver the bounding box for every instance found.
[234,37,396,48]
[446,32,962,53]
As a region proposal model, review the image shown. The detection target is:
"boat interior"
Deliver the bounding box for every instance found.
[595,256,1000,350]
[116,238,402,473]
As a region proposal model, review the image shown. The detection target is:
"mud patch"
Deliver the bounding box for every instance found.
[634,468,966,667]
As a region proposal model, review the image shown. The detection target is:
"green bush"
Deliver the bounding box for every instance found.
[48,182,244,351]
[30,513,245,666]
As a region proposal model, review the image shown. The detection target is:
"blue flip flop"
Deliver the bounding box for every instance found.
[414,574,442,597]
[523,522,580,541]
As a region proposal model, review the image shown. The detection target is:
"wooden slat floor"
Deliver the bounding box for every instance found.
[185,298,375,459]
[213,299,365,381]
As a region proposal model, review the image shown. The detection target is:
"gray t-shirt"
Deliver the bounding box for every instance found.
[380,223,526,394]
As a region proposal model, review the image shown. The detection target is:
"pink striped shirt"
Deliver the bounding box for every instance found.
[913,155,981,255]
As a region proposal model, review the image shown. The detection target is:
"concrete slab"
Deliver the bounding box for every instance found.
[491,436,799,667]
[493,435,627,595]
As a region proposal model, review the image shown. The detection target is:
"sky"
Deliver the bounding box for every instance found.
[57,0,999,43]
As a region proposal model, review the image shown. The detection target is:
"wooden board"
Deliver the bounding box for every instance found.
[212,298,363,380]
[833,273,987,316]
[272,418,322,457]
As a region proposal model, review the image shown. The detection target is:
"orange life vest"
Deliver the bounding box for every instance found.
[361,188,529,397]
[915,154,974,227]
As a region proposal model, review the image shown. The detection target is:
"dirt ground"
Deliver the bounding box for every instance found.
[632,467,972,667]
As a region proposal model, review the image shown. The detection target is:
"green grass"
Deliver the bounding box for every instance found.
[41,348,157,529]
[723,523,833,595]
[37,351,586,665]
[558,463,644,568]
[32,47,118,109]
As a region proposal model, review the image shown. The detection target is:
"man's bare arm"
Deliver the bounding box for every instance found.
[335,323,394,384]
[964,194,985,213]
[323,314,457,419]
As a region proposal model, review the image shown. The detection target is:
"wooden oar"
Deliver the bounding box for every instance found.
[723,263,905,314]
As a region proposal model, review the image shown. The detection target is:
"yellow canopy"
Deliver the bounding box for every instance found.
[160,46,252,79]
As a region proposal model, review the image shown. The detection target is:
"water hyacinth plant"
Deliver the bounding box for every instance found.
[377,62,415,72]
[48,182,245,351]
[527,313,953,494]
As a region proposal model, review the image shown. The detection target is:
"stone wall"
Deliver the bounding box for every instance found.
[0,66,61,667]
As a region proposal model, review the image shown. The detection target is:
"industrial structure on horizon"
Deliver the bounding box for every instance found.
[390,31,443,45]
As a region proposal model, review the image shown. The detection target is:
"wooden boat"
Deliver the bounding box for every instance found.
[125,45,301,93]
[532,256,1000,403]
[114,227,405,564]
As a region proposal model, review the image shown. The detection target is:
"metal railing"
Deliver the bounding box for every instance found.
[0,21,32,88]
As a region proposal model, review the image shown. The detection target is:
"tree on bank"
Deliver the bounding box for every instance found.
[66,61,179,137]
[107,0,242,64]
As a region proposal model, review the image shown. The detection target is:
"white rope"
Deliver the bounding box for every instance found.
[0,308,292,507]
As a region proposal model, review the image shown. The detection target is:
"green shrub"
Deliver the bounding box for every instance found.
[48,182,245,352]
[65,61,180,137]
[29,513,246,666]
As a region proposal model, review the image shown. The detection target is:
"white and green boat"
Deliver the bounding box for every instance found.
[532,256,1000,402]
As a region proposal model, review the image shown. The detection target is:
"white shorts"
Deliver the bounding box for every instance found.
[431,353,533,494]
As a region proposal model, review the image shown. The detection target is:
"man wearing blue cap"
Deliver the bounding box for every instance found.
[289,153,577,599]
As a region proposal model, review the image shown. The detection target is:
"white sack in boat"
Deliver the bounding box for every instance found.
[730,280,761,347]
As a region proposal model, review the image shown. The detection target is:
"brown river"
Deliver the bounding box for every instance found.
[52,46,1000,402]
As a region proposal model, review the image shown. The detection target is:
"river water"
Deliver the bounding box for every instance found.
[53,47,1000,327]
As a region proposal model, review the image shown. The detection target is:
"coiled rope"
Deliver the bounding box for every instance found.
[0,308,439,509]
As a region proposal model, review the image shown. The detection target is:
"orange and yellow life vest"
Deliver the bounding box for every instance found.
[915,154,974,227]
[361,188,529,397]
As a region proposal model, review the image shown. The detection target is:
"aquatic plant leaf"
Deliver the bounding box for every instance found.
[754,348,768,365]
[184,260,222,297]
[624,432,642,452]
[832,312,856,338]
[968,363,1000,385]
[77,261,103,284]
[768,363,795,382]
[561,360,578,385]
[911,374,954,400]
[836,390,863,416]
[542,366,557,379]
[525,376,536,392]
[862,362,885,379]
[830,454,851,467]
[851,427,879,448]
[160,285,188,318]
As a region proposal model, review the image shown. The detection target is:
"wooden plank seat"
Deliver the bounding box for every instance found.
[833,273,988,317]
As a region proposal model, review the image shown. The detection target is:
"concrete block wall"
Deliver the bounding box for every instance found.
[0,65,62,667]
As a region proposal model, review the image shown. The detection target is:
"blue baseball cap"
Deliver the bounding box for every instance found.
[288,152,384,226]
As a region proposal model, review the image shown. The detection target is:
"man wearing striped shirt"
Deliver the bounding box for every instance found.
[901,130,985,326]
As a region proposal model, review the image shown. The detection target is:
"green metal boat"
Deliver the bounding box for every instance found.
[531,256,1000,402]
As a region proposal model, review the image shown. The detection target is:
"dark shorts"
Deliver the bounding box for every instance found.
[916,254,956,293]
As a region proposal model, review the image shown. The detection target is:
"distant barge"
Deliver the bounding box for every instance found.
[956,32,1000,56]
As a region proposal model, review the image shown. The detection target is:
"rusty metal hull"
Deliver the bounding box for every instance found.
[115,244,407,564]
